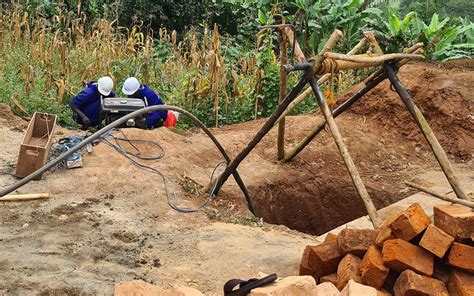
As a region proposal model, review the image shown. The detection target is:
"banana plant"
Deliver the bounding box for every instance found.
[418,14,474,60]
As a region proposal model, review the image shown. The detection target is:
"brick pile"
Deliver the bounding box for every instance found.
[299,203,474,295]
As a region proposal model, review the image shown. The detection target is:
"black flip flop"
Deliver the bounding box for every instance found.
[224,273,278,296]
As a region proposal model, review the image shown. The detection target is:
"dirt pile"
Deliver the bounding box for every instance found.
[343,63,474,160]
[0,103,28,129]
[299,202,474,295]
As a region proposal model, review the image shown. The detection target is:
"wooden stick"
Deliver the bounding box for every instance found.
[277,26,288,160]
[384,63,469,201]
[347,38,367,55]
[405,181,474,208]
[283,44,424,163]
[309,77,380,227]
[0,193,50,201]
[275,38,366,125]
[324,52,425,64]
[363,31,383,54]
[283,72,387,163]
[364,46,424,84]
[275,74,330,125]
[310,29,343,75]
[284,27,306,63]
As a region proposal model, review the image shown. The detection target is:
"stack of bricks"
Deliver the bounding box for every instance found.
[299,203,474,295]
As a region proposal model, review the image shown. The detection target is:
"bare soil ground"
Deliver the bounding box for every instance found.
[0,62,472,295]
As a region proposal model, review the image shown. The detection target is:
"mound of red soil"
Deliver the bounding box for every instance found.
[343,63,473,160]
[0,103,27,128]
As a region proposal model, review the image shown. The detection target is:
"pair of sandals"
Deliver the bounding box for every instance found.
[224,274,278,296]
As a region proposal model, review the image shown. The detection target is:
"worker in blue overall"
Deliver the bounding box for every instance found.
[122,77,168,129]
[69,76,116,128]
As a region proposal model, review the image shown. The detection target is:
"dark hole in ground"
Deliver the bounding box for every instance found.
[252,176,402,235]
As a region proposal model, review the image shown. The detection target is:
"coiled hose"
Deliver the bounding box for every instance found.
[0,105,256,215]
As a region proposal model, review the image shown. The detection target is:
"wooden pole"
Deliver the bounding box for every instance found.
[214,75,310,194]
[0,193,49,201]
[384,63,469,201]
[277,26,288,160]
[323,52,425,64]
[275,36,366,125]
[283,46,424,162]
[405,182,474,208]
[284,27,306,63]
[283,72,387,162]
[363,43,424,85]
[309,77,380,227]
[363,31,384,55]
[310,30,343,74]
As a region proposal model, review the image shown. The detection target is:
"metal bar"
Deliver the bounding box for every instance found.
[309,76,380,227]
[283,71,388,162]
[384,62,469,201]
[214,73,311,194]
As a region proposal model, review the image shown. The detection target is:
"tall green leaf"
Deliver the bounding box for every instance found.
[389,13,401,36]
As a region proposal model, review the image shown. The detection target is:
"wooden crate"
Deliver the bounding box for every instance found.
[15,112,57,179]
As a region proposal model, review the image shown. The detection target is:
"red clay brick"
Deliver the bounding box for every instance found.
[447,242,474,273]
[389,203,430,241]
[308,240,343,278]
[325,233,338,243]
[375,212,403,247]
[299,246,314,276]
[393,270,448,296]
[337,228,378,257]
[419,224,454,258]
[434,204,474,241]
[376,290,391,296]
[375,227,396,247]
[448,270,474,296]
[319,273,338,286]
[341,280,377,296]
[382,239,434,277]
[337,254,362,290]
[359,245,389,290]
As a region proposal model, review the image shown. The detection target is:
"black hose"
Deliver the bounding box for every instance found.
[0,105,256,215]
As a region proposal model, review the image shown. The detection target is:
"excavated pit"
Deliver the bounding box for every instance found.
[251,175,402,236]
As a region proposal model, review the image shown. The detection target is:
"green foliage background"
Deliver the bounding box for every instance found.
[2,0,473,128]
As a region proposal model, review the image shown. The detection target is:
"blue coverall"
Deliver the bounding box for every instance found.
[132,85,168,128]
[69,82,116,126]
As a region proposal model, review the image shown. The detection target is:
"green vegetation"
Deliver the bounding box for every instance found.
[1,1,472,128]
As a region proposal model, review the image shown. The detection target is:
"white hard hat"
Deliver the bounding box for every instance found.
[122,77,141,95]
[97,76,114,96]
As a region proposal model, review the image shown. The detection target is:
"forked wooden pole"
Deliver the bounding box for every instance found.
[283,46,424,162]
[275,34,365,125]
[384,62,469,201]
[309,76,380,227]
